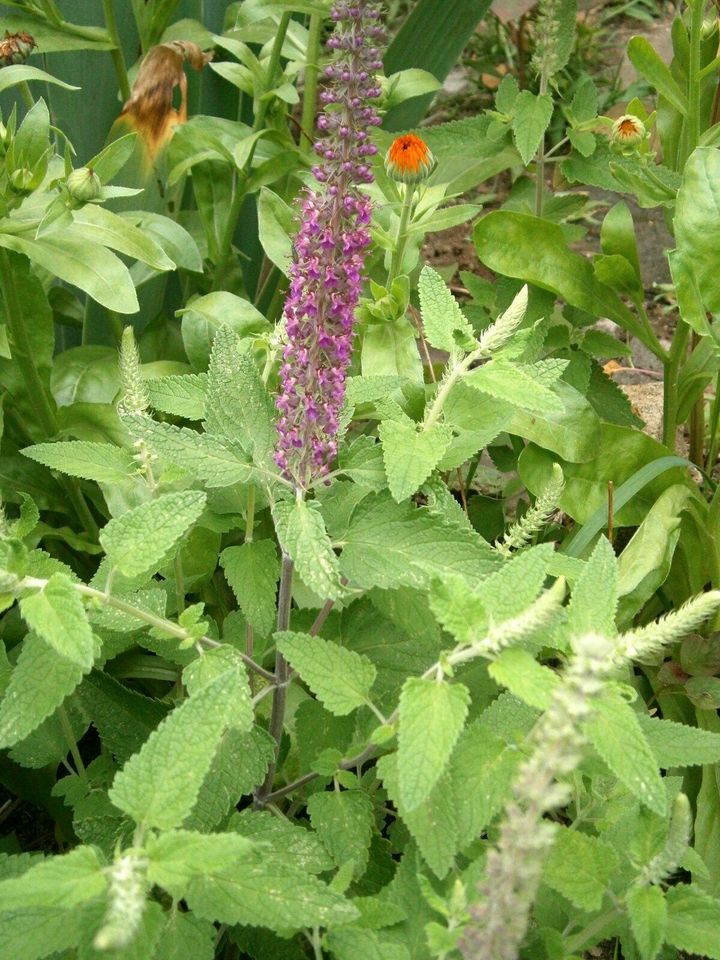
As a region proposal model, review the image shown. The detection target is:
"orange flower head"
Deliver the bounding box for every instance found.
[611,114,645,146]
[385,133,436,184]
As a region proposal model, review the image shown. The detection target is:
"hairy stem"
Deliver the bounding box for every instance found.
[387,183,415,286]
[58,704,87,782]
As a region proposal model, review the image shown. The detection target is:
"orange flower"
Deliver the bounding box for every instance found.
[384,133,436,184]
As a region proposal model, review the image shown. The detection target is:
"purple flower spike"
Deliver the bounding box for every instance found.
[274,0,384,488]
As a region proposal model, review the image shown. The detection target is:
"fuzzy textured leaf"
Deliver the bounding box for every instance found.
[307,790,375,877]
[220,540,279,638]
[379,418,452,502]
[512,91,553,165]
[100,490,206,578]
[544,827,619,910]
[417,266,475,353]
[627,884,667,960]
[276,631,376,716]
[665,884,720,959]
[0,847,105,911]
[276,500,343,601]
[20,574,94,670]
[21,442,135,483]
[109,661,252,830]
[398,678,470,810]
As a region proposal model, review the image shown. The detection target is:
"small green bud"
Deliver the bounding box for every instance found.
[610,114,646,148]
[66,166,101,203]
[9,167,34,193]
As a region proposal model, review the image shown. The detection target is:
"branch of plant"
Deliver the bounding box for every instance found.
[102,0,131,102]
[386,184,416,286]
[17,576,276,683]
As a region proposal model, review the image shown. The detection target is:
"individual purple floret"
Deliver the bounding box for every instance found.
[274,0,383,488]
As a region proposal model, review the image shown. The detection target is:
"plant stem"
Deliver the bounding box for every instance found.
[387,184,415,286]
[244,485,256,688]
[102,0,131,102]
[534,73,549,218]
[19,82,34,110]
[19,576,275,682]
[300,14,323,156]
[424,345,483,430]
[58,704,87,782]
[662,319,690,450]
[689,332,705,466]
[255,551,295,805]
[682,0,704,167]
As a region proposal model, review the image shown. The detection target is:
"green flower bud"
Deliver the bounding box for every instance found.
[610,114,646,147]
[9,167,34,193]
[66,166,101,203]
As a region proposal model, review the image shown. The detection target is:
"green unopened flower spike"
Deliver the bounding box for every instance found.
[496,463,564,557]
[639,792,692,886]
[94,851,147,951]
[118,325,150,416]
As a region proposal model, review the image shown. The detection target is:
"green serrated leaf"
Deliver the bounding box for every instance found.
[0,847,105,911]
[220,540,279,638]
[307,789,375,879]
[146,374,207,420]
[109,661,252,830]
[638,714,720,768]
[585,688,665,815]
[566,535,617,638]
[276,631,376,716]
[20,574,94,670]
[544,827,619,911]
[229,808,334,875]
[489,648,559,710]
[21,442,135,484]
[398,678,469,811]
[275,500,343,601]
[512,91,553,165]
[205,326,276,466]
[146,830,256,897]
[627,884,666,960]
[417,266,475,353]
[379,418,452,502]
[0,633,88,748]
[100,490,206,578]
[665,884,720,959]
[466,358,564,415]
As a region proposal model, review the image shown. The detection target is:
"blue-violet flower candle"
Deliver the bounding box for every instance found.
[274,0,383,488]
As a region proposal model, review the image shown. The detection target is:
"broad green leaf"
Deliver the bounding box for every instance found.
[512,91,553,165]
[205,325,276,465]
[674,147,720,314]
[466,358,564,416]
[19,574,94,670]
[544,827,618,911]
[627,36,688,116]
[0,231,138,314]
[229,808,334,875]
[665,884,720,959]
[307,790,375,878]
[0,64,78,92]
[22,441,135,484]
[627,884,667,960]
[276,631,376,716]
[340,492,501,590]
[0,847,105,910]
[398,677,469,811]
[489,648,558,710]
[474,212,654,351]
[275,500,343,601]
[417,266,475,353]
[127,416,257,488]
[220,541,279,638]
[0,633,88,747]
[77,671,167,764]
[506,380,601,463]
[154,912,214,960]
[0,906,82,960]
[146,374,207,420]
[146,830,256,897]
[184,727,275,832]
[378,753,458,879]
[71,205,174,272]
[325,927,410,960]
[178,292,269,370]
[183,855,358,932]
[257,187,293,274]
[585,688,665,815]
[639,714,720,768]
[109,661,252,830]
[100,490,206,578]
[565,535,617,638]
[338,435,387,491]
[600,201,641,280]
[379,418,452,502]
